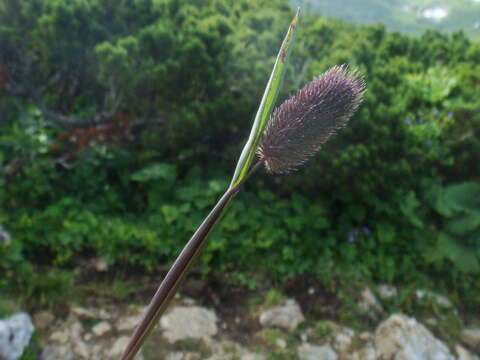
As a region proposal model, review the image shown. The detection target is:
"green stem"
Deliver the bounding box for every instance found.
[120,161,263,360]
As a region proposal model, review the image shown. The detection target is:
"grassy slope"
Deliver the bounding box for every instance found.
[293,0,480,40]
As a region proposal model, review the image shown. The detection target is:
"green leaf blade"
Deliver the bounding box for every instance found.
[230,8,300,188]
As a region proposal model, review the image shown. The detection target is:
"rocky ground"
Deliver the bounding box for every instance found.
[1,283,480,360]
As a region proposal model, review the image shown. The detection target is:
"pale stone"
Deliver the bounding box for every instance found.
[184,353,201,360]
[462,328,480,350]
[297,343,337,360]
[166,352,200,360]
[166,353,184,360]
[160,306,218,343]
[259,299,304,331]
[72,306,97,318]
[109,336,131,358]
[359,331,373,341]
[358,288,384,316]
[50,330,69,344]
[183,297,196,306]
[94,257,108,271]
[456,344,480,360]
[98,308,112,319]
[378,284,398,299]
[347,344,377,360]
[42,344,75,360]
[205,339,250,359]
[300,331,309,342]
[375,314,455,360]
[73,340,90,358]
[68,320,83,341]
[415,289,453,307]
[92,321,112,336]
[34,311,55,329]
[241,353,266,360]
[275,338,287,349]
[0,313,34,360]
[72,306,110,320]
[117,313,144,332]
[90,344,104,359]
[332,326,355,356]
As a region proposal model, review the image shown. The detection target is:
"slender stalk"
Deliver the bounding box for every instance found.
[120,161,263,360]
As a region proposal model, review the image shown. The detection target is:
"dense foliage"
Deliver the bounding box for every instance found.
[1,0,479,307]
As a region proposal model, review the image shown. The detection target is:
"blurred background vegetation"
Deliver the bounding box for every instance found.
[0,0,479,312]
[294,0,480,40]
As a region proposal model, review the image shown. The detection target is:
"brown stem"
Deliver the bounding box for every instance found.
[120,161,263,360]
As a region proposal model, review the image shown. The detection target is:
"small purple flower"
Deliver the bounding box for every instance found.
[417,118,425,124]
[363,226,370,234]
[447,111,453,118]
[347,229,361,243]
[433,110,440,116]
[405,118,413,125]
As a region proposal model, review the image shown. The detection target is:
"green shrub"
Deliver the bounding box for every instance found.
[1,0,479,307]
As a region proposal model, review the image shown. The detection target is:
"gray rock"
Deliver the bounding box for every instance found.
[92,321,112,336]
[42,345,75,360]
[117,312,144,332]
[378,284,398,299]
[166,352,200,360]
[358,332,373,341]
[71,306,97,319]
[93,257,108,271]
[108,336,145,359]
[415,289,453,308]
[375,314,455,360]
[462,328,480,351]
[0,313,34,360]
[205,339,258,360]
[297,343,337,360]
[109,336,129,357]
[67,320,83,342]
[73,340,90,358]
[71,306,111,320]
[33,311,55,330]
[160,306,218,343]
[358,288,384,317]
[456,344,480,360]
[241,353,266,360]
[166,353,185,360]
[259,299,304,331]
[332,326,355,356]
[275,338,287,349]
[346,344,377,360]
[49,330,69,344]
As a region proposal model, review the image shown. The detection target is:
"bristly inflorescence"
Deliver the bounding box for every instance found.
[257,65,365,173]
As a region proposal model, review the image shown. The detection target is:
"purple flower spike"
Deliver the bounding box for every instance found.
[257,65,365,174]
